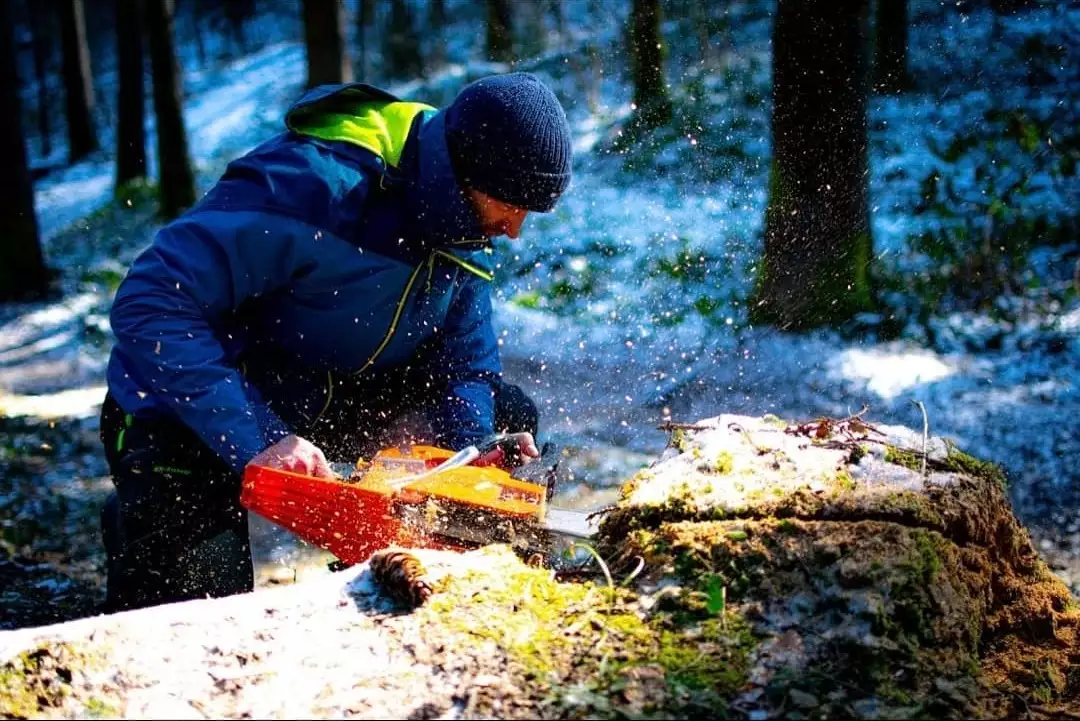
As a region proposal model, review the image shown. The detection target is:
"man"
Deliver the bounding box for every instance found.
[98,72,573,612]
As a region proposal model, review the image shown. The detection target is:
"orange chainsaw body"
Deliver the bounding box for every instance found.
[239,445,549,566]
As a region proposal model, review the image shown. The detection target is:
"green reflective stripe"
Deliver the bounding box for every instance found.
[287,100,434,168]
[116,413,133,453]
[152,465,193,476]
[434,249,494,281]
[311,370,335,426]
[353,263,425,377]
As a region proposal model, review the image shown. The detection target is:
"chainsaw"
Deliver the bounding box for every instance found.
[239,435,601,570]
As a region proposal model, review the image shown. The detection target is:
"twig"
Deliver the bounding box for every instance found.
[656,421,711,432]
[840,404,871,423]
[619,555,645,587]
[912,400,929,479]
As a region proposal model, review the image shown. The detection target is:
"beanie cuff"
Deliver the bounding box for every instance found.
[463,166,569,213]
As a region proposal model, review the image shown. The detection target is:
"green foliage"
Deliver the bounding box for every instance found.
[878,106,1079,336]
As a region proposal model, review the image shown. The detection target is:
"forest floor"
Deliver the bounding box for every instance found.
[1,1,1078,631]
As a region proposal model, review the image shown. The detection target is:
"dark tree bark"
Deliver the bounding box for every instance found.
[691,0,719,70]
[520,0,546,57]
[873,0,909,94]
[115,0,147,188]
[27,0,54,158]
[354,0,375,80]
[302,0,352,88]
[145,0,196,219]
[0,0,50,302]
[629,0,671,128]
[58,0,100,162]
[750,0,875,330]
[223,0,255,55]
[187,0,208,67]
[549,0,565,38]
[428,0,447,69]
[385,0,423,77]
[485,0,514,64]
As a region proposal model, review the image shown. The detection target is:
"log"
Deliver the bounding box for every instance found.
[0,414,1076,719]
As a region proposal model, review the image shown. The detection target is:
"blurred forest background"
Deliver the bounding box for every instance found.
[0,0,1077,630]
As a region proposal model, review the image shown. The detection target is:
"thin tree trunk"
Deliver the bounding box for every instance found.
[549,0,565,38]
[692,0,719,70]
[629,0,671,128]
[27,0,54,158]
[145,0,196,219]
[355,0,375,81]
[428,0,446,69]
[189,0,208,68]
[750,0,874,330]
[58,0,100,162]
[302,0,352,89]
[115,0,147,189]
[873,0,908,94]
[520,0,546,58]
[224,0,255,56]
[0,0,50,302]
[485,0,514,64]
[386,0,422,78]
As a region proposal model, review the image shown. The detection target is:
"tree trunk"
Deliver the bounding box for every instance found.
[485,0,514,64]
[58,0,99,163]
[629,0,671,128]
[873,0,908,94]
[188,0,208,68]
[549,0,565,38]
[145,0,196,219]
[354,0,375,81]
[428,0,446,69]
[691,0,719,70]
[27,0,54,158]
[302,0,352,89]
[385,0,422,78]
[223,0,255,56]
[750,0,874,331]
[115,0,147,189]
[0,0,50,302]
[520,0,546,58]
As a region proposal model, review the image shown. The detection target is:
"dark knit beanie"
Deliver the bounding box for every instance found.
[444,72,572,213]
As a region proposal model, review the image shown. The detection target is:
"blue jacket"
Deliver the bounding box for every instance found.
[106,83,503,474]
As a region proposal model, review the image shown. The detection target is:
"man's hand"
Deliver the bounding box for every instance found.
[474,432,541,470]
[247,434,335,478]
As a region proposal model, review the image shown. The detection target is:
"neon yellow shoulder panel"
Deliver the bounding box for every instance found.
[286,99,434,168]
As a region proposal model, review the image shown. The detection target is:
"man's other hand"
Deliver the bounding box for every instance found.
[247,434,335,478]
[475,432,541,469]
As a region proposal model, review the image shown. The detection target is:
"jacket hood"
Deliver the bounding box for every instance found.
[284,83,489,250]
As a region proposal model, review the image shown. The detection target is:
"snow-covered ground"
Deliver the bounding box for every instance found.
[1,2,1077,594]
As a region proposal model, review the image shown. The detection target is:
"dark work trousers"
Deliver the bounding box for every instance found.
[98,379,539,613]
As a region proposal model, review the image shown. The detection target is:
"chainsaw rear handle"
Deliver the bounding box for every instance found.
[473,432,529,469]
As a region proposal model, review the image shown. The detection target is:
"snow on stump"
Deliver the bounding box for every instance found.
[0,413,1077,719]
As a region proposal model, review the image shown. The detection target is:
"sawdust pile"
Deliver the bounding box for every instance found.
[0,413,1077,719]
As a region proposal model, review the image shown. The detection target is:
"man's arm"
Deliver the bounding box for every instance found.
[422,272,503,451]
[109,208,323,474]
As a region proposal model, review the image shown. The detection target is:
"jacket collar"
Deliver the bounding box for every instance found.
[401,109,490,249]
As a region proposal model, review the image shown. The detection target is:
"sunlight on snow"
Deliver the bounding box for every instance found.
[830,346,956,400]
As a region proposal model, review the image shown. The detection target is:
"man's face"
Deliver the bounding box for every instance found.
[466,188,529,239]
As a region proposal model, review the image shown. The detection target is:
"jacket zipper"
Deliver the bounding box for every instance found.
[350,262,425,378]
